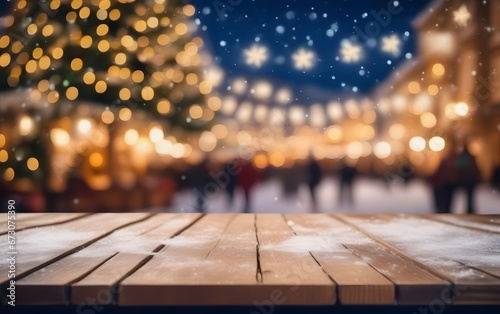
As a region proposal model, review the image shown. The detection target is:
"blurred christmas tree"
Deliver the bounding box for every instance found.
[0,0,214,192]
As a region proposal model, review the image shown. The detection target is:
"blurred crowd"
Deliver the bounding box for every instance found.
[2,139,500,214]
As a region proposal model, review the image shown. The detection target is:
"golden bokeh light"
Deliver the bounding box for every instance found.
[27,157,39,171]
[183,5,196,16]
[83,72,96,85]
[119,88,131,100]
[408,81,421,94]
[0,35,10,48]
[427,84,439,96]
[52,47,64,59]
[42,24,54,37]
[175,23,188,36]
[189,105,203,119]
[0,150,8,163]
[71,58,83,71]
[98,40,110,52]
[199,131,217,152]
[96,24,109,36]
[157,99,171,114]
[115,53,127,65]
[39,56,51,70]
[33,47,43,59]
[50,128,70,147]
[95,80,107,93]
[132,70,144,83]
[66,86,79,100]
[0,53,11,67]
[432,63,445,76]
[207,96,222,111]
[119,108,132,121]
[253,153,269,169]
[25,60,37,73]
[79,6,90,19]
[101,111,115,124]
[0,134,6,148]
[3,168,14,182]
[141,86,155,100]
[89,152,104,168]
[420,112,437,128]
[48,91,60,103]
[80,35,93,48]
[109,9,121,20]
[124,129,139,145]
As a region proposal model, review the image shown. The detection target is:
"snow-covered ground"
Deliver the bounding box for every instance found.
[166,177,500,214]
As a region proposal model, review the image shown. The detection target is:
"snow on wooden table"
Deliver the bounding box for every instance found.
[1,213,499,307]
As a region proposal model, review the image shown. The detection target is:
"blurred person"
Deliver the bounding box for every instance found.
[338,159,358,208]
[456,145,481,214]
[223,161,238,206]
[492,164,500,191]
[193,158,211,213]
[307,158,322,212]
[237,160,261,213]
[430,138,459,213]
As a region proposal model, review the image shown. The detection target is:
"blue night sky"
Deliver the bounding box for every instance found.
[190,0,433,96]
[0,0,434,96]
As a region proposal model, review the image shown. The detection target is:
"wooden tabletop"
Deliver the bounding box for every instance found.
[1,213,499,307]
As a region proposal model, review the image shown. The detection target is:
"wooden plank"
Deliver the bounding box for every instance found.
[0,213,91,235]
[70,213,201,305]
[0,213,151,292]
[15,214,200,305]
[425,214,500,234]
[255,214,335,305]
[0,213,47,223]
[120,214,270,306]
[338,214,500,304]
[287,215,450,305]
[301,215,451,305]
[284,214,395,305]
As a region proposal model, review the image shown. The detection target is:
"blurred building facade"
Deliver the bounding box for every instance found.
[375,0,500,179]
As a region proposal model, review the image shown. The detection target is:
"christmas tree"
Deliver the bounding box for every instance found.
[0,0,214,192]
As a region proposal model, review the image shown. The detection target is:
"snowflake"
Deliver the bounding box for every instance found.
[381,34,401,56]
[340,40,362,63]
[243,45,268,68]
[292,48,315,70]
[453,4,471,27]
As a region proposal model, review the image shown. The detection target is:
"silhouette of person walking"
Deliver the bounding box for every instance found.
[194,158,211,213]
[456,145,481,213]
[223,161,238,206]
[431,139,481,213]
[237,160,260,213]
[338,159,357,208]
[307,158,322,212]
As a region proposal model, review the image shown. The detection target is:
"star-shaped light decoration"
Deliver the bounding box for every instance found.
[292,48,315,70]
[340,40,362,63]
[244,45,268,68]
[381,34,401,56]
[453,4,471,27]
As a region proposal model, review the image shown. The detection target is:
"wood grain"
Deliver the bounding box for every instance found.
[256,214,335,305]
[0,213,91,235]
[285,214,395,305]
[338,214,500,304]
[424,214,500,234]
[120,214,261,305]
[15,214,194,305]
[0,213,151,291]
[2,213,500,306]
[71,213,202,305]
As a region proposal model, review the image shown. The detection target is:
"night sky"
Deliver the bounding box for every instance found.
[0,0,434,97]
[190,0,433,97]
